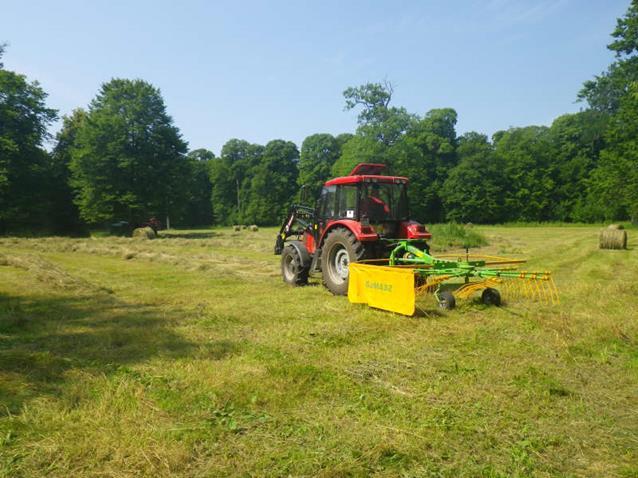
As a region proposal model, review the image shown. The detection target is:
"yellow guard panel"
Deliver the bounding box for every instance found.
[348,263,416,316]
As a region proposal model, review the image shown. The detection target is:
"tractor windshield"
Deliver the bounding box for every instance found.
[360,182,409,223]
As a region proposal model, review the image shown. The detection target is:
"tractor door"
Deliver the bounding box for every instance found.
[316,185,337,235]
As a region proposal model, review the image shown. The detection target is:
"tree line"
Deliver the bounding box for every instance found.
[1,1,637,234]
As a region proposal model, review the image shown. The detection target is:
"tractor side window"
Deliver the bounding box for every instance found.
[337,185,358,219]
[319,186,337,218]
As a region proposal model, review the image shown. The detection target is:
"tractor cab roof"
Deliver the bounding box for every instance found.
[324,162,409,187]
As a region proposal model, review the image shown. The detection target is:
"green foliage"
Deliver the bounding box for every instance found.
[180,149,214,226]
[493,126,555,222]
[69,79,188,225]
[441,132,505,223]
[210,139,264,225]
[298,133,340,200]
[428,222,487,250]
[585,83,638,221]
[343,81,416,146]
[49,109,89,234]
[580,1,638,112]
[0,48,58,232]
[331,135,386,177]
[395,108,458,223]
[244,140,299,225]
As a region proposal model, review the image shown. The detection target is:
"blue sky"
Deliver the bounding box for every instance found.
[0,0,629,154]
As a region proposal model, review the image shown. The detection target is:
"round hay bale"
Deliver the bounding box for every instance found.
[250,225,259,232]
[241,225,247,230]
[607,224,624,230]
[599,229,627,250]
[233,225,241,232]
[132,227,156,240]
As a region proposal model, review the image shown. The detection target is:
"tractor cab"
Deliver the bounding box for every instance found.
[317,163,410,236]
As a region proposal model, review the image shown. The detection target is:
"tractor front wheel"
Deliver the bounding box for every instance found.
[281,244,309,286]
[321,228,366,295]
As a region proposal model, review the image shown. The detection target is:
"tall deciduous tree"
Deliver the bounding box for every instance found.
[395,108,458,223]
[494,126,555,222]
[298,133,340,200]
[69,79,188,225]
[180,148,214,226]
[210,139,263,224]
[245,140,298,225]
[441,132,504,223]
[49,109,88,233]
[580,0,638,112]
[586,83,638,221]
[0,45,58,232]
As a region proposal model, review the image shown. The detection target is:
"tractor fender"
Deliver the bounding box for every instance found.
[319,220,378,247]
[285,240,311,269]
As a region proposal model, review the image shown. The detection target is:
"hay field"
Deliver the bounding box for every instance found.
[0,225,636,477]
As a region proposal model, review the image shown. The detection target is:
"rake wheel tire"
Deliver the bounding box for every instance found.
[321,228,366,296]
[281,244,309,286]
[437,290,456,310]
[481,287,501,306]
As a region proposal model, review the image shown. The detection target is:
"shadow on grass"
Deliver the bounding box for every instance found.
[159,231,218,239]
[0,291,195,414]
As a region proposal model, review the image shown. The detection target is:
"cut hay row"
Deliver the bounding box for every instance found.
[0,253,111,293]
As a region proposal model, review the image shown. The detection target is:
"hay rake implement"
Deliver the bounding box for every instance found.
[348,240,559,315]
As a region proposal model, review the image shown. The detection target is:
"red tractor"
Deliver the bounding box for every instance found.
[275,163,432,294]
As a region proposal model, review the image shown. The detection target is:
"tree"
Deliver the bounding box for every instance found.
[343,81,415,147]
[49,109,88,234]
[244,140,298,225]
[331,135,386,177]
[210,139,263,224]
[69,79,189,225]
[0,45,58,232]
[493,126,555,222]
[579,1,638,112]
[179,149,214,226]
[298,133,340,199]
[586,83,638,221]
[547,111,608,221]
[394,108,459,223]
[441,133,505,223]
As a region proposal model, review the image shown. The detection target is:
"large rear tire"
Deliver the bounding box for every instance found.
[321,228,366,295]
[281,244,309,286]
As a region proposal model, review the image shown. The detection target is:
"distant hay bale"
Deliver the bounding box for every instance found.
[250,225,259,232]
[241,225,247,230]
[607,224,624,230]
[465,222,474,228]
[132,227,156,240]
[599,229,627,250]
[233,225,241,232]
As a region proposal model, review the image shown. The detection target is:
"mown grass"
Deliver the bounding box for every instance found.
[0,225,637,477]
[428,222,487,250]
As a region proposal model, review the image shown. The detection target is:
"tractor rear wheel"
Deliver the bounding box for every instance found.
[281,244,309,286]
[321,228,366,295]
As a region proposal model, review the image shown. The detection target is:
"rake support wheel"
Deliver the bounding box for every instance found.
[481,287,501,306]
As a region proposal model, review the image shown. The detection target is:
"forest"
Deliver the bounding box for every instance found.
[1,1,637,234]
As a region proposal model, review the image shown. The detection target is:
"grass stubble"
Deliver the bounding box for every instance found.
[0,225,636,477]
